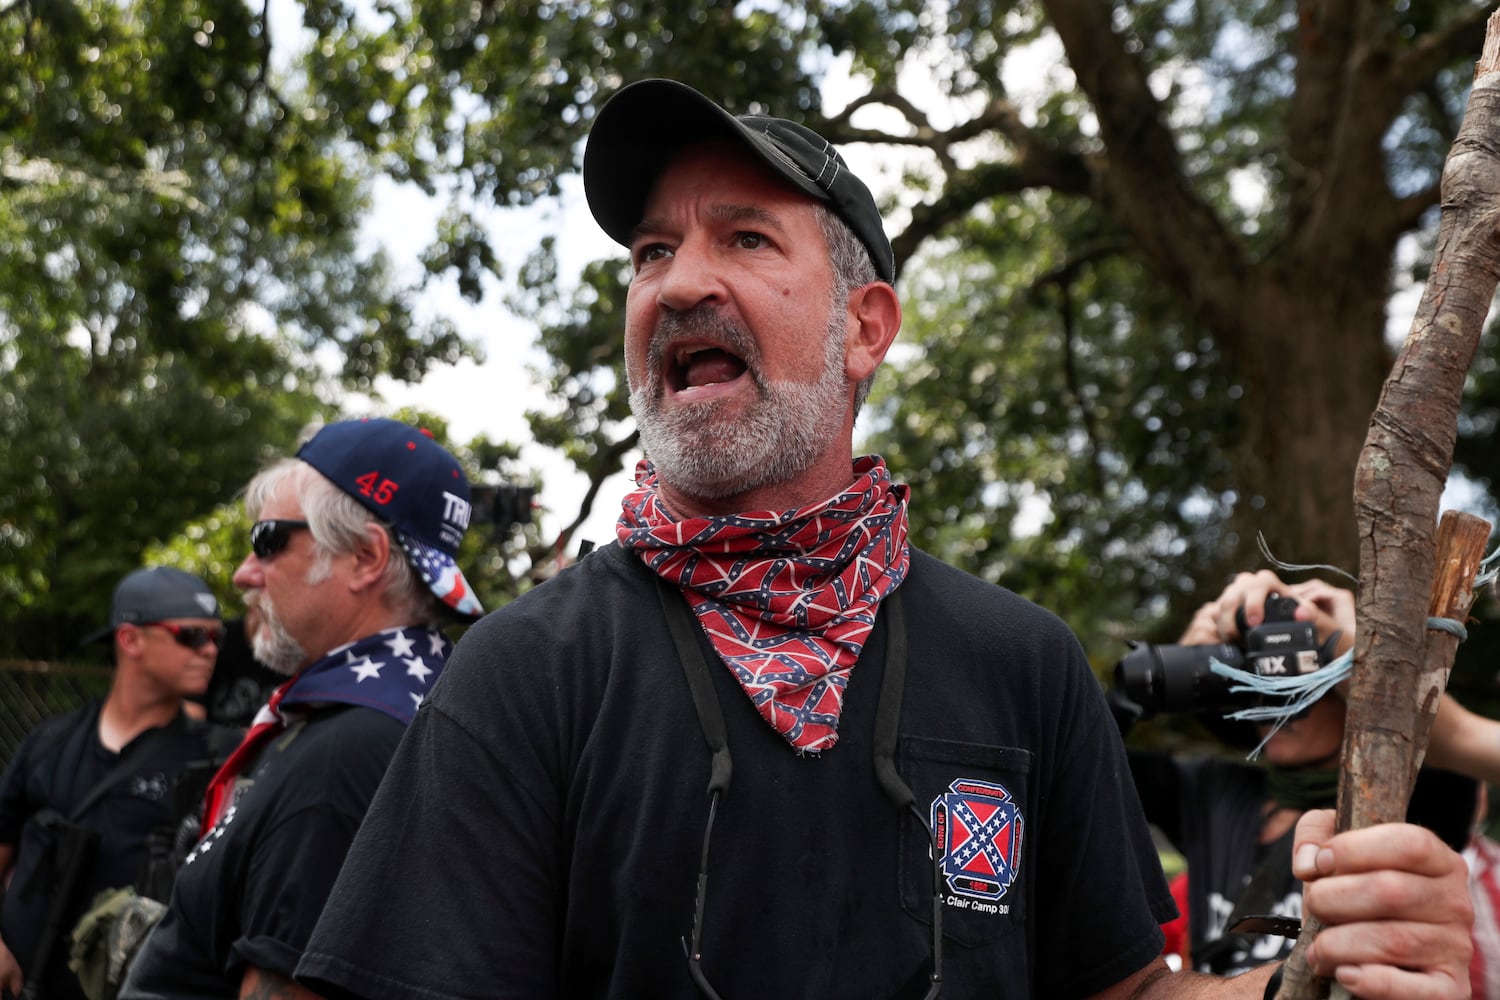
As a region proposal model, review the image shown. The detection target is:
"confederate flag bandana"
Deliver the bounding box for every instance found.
[617,455,910,753]
[199,625,452,835]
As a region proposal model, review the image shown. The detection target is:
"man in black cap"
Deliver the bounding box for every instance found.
[119,418,482,1000]
[0,567,231,1000]
[299,82,1474,1000]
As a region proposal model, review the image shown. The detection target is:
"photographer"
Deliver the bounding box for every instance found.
[1116,569,1483,977]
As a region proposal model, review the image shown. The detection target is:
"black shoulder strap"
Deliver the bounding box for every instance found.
[652,572,943,998]
[652,570,914,806]
[654,577,732,796]
[871,590,912,809]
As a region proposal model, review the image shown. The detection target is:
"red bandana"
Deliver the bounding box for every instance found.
[617,456,910,753]
[200,677,295,838]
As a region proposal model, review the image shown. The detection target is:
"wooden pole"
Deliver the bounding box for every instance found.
[1272,8,1500,987]
[1278,512,1489,998]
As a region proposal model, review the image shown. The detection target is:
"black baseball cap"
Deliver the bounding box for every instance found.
[296,418,484,619]
[82,566,221,645]
[583,79,895,283]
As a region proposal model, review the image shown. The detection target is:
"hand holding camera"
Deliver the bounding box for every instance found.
[1185,570,1355,655]
[1113,570,1346,719]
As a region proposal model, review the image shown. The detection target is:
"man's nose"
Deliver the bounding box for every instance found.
[231,553,263,591]
[655,239,725,313]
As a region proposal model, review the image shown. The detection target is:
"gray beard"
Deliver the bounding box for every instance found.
[246,594,309,676]
[630,308,848,502]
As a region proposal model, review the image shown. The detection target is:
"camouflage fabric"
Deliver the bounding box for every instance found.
[68,887,166,1000]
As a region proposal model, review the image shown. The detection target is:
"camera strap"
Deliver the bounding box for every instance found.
[655,575,945,999]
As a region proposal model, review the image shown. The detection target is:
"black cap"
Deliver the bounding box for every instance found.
[584,79,895,283]
[82,566,221,645]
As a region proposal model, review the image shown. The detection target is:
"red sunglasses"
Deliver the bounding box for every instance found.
[145,622,223,651]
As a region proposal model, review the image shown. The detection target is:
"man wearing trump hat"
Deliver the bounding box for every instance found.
[122,417,482,1000]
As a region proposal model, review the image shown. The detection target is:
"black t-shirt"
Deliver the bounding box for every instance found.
[0,704,234,1000]
[299,545,1173,999]
[119,704,404,1000]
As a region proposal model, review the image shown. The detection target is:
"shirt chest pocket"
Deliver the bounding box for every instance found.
[897,735,1034,949]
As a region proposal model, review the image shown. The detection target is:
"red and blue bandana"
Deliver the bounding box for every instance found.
[617,456,910,753]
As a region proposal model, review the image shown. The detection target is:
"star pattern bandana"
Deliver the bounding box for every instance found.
[278,625,453,723]
[617,456,910,753]
[199,625,452,835]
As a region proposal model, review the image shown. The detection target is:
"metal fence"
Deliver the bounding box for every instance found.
[0,660,112,768]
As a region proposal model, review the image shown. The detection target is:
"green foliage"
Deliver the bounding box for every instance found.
[872,195,1244,652]
[5,0,1498,728]
[0,0,482,657]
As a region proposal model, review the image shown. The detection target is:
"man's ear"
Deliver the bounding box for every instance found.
[115,624,145,660]
[843,281,902,386]
[349,522,394,593]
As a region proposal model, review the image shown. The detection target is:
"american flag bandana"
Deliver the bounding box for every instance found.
[199,625,452,834]
[617,456,910,753]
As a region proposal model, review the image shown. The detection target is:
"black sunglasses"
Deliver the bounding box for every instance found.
[250,519,310,560]
[146,622,224,651]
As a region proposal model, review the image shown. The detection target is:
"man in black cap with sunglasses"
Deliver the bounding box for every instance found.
[301,82,1475,1000]
[0,567,232,1000]
[120,418,482,1000]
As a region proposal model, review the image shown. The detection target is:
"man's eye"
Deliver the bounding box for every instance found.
[634,244,673,267]
[735,232,768,249]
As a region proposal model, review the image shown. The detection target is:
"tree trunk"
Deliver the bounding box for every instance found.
[1229,277,1392,574]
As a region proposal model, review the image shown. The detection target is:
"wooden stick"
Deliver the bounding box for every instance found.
[1406,513,1494,784]
[1273,6,1500,995]
[1277,510,1491,998]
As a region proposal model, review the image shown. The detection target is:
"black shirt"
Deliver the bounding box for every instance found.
[121,705,405,999]
[300,545,1173,999]
[0,704,234,1000]
[1129,751,1477,975]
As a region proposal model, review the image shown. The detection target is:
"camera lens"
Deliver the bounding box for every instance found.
[1113,641,1245,717]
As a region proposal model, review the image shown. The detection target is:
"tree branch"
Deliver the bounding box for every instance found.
[890,152,1093,278]
[1040,0,1249,328]
[531,427,639,573]
[1393,182,1442,233]
[1388,3,1492,93]
[1282,1,1410,269]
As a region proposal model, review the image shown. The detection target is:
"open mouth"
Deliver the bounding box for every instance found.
[668,344,748,394]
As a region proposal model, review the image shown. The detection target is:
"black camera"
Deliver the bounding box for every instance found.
[1112,593,1340,718]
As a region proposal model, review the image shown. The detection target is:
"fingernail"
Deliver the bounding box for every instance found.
[1294,844,1320,875]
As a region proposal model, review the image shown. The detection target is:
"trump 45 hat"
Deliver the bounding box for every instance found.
[297,418,484,619]
[583,78,895,283]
